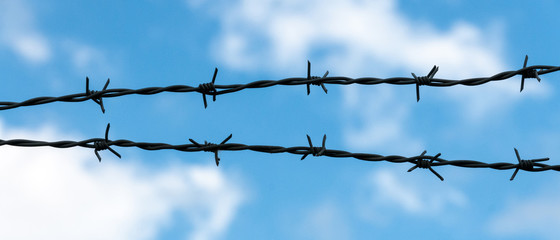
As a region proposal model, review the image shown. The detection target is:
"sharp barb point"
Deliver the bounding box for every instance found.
[95,151,102,162]
[321,84,328,94]
[306,135,313,148]
[428,65,439,78]
[221,134,233,145]
[103,78,110,90]
[514,148,521,162]
[307,61,311,79]
[108,147,121,158]
[533,158,549,162]
[430,168,444,181]
[510,168,520,181]
[215,152,220,166]
[212,68,218,83]
[202,94,208,108]
[188,139,200,146]
[105,123,110,140]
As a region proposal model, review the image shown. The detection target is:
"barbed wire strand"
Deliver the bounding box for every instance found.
[0,124,554,181]
[1,55,558,112]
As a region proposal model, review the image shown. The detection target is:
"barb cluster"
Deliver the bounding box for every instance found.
[407,150,443,181]
[86,77,110,113]
[1,56,558,112]
[0,125,555,181]
[93,123,121,161]
[189,134,232,166]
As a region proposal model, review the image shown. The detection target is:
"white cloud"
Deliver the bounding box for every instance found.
[210,0,504,76]
[445,75,551,122]
[201,0,540,151]
[342,85,423,154]
[362,169,467,217]
[299,201,351,240]
[488,189,560,240]
[60,40,117,76]
[0,0,51,63]
[0,1,120,78]
[0,121,246,240]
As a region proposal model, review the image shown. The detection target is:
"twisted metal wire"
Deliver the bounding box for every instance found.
[0,124,554,181]
[1,56,558,112]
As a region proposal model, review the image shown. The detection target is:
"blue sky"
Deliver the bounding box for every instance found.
[0,0,559,239]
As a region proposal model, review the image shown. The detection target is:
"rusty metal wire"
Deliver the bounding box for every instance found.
[1,56,558,112]
[0,124,554,181]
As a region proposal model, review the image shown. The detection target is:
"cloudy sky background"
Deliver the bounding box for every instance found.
[0,0,559,239]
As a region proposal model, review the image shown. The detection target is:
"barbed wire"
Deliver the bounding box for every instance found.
[1,55,558,112]
[0,124,554,181]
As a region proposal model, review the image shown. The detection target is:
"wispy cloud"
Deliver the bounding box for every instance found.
[488,187,560,240]
[342,85,423,154]
[298,201,352,240]
[0,1,119,80]
[0,120,246,240]
[193,0,540,154]
[62,40,110,73]
[0,0,51,63]
[359,168,467,221]
[57,39,122,81]
[209,0,504,76]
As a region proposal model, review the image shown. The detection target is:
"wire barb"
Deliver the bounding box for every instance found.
[510,148,549,181]
[189,134,232,166]
[407,150,444,181]
[306,61,329,95]
[93,123,121,162]
[411,65,438,102]
[301,134,327,160]
[198,68,219,108]
[86,77,110,113]
[520,55,542,92]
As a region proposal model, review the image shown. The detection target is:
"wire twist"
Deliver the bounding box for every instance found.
[407,151,444,181]
[86,77,110,113]
[520,55,542,92]
[307,61,329,95]
[301,134,327,160]
[189,134,232,166]
[93,123,121,161]
[510,148,549,181]
[411,65,438,102]
[198,68,218,108]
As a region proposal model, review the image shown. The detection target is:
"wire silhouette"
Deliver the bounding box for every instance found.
[0,124,554,181]
[0,55,557,112]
